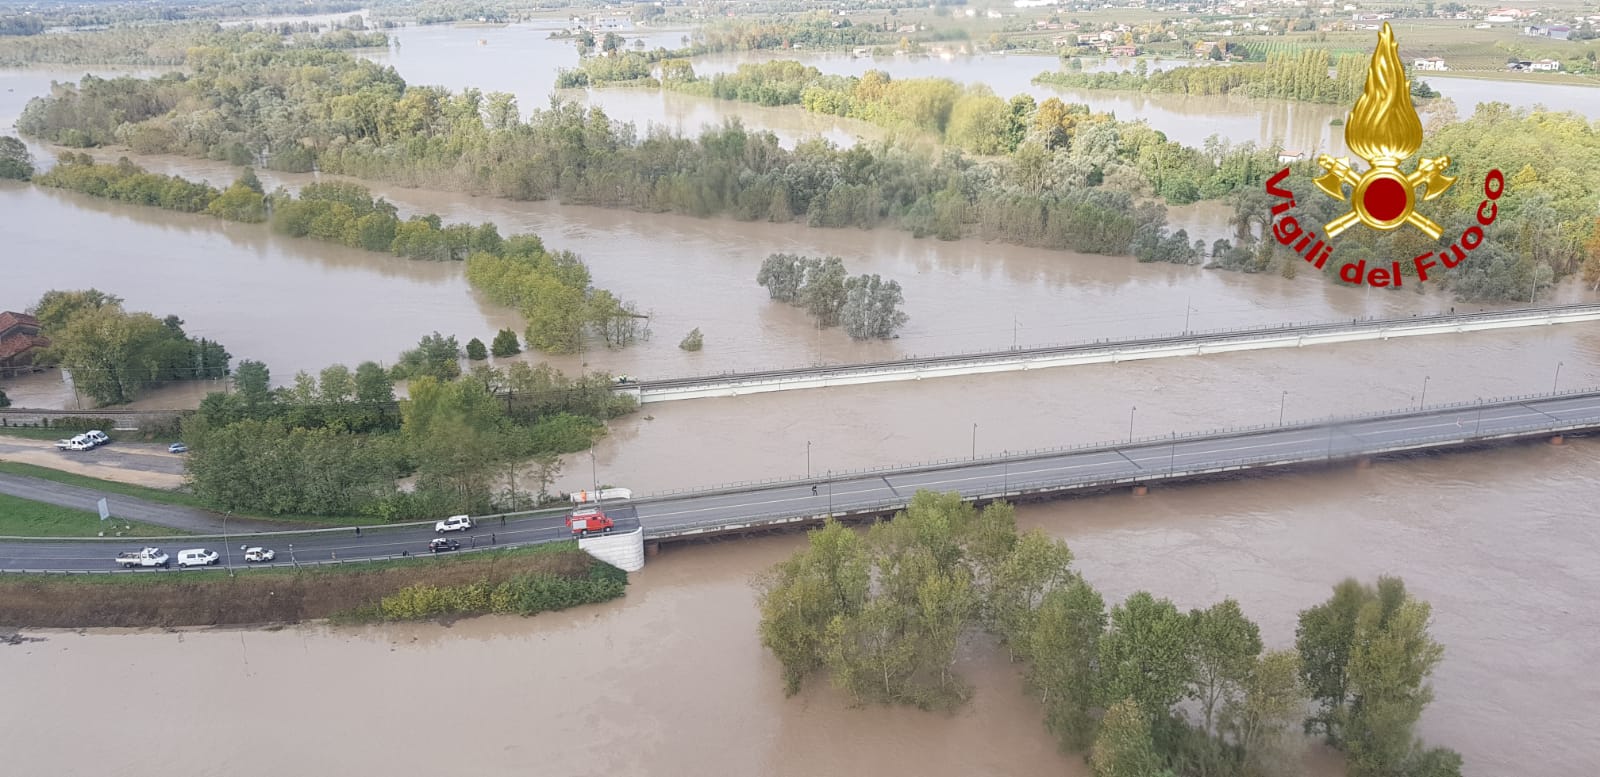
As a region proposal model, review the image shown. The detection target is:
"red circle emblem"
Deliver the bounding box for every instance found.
[1362,177,1408,222]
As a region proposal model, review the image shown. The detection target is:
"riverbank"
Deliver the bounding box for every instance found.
[0,542,620,627]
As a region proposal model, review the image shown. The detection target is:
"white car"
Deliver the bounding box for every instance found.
[177,548,221,567]
[84,430,110,447]
[434,514,473,533]
[243,547,275,563]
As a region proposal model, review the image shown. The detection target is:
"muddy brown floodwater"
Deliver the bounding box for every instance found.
[7,440,1595,777]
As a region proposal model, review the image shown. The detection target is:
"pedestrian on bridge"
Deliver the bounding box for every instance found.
[812,485,818,496]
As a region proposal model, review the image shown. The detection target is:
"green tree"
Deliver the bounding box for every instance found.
[1223,649,1308,777]
[466,337,488,361]
[0,135,34,179]
[318,364,355,404]
[678,327,704,351]
[31,288,122,333]
[393,332,462,381]
[757,518,871,694]
[1189,597,1264,736]
[233,359,274,417]
[986,530,1077,649]
[46,304,170,404]
[490,328,521,357]
[0,387,9,408]
[401,374,513,512]
[1092,697,1164,777]
[1343,596,1448,777]
[1297,577,1391,743]
[353,360,394,406]
[1025,578,1108,752]
[1099,591,1194,722]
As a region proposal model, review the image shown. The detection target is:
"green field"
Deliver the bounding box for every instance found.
[0,460,377,526]
[1237,21,1600,76]
[0,492,176,537]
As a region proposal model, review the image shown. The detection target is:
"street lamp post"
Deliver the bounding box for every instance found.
[1128,406,1136,442]
[1475,397,1484,435]
[827,470,833,515]
[223,512,233,576]
[1003,451,1008,493]
[1420,375,1430,408]
[1279,390,1288,425]
[288,543,298,568]
[1184,297,1195,334]
[807,440,812,479]
[1554,361,1564,394]
[1169,431,1176,473]
[972,423,977,460]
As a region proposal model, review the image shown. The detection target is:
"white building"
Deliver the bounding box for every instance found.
[1413,57,1448,71]
[1529,59,1562,71]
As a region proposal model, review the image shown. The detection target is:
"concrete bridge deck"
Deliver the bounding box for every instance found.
[620,304,1600,403]
[4,388,1597,573]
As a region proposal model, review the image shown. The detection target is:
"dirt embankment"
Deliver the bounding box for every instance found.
[0,547,597,628]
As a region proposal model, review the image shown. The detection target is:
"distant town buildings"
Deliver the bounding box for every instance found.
[1413,57,1448,71]
[1523,25,1571,40]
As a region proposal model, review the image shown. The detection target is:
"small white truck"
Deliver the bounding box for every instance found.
[55,434,94,451]
[569,488,632,504]
[115,547,170,569]
[435,514,473,533]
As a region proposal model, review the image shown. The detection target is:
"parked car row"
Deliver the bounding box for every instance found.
[113,546,276,569]
[54,430,109,452]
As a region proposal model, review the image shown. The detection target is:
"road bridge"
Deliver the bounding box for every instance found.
[619,304,1600,403]
[4,389,1598,573]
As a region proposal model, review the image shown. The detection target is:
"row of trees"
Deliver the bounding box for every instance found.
[0,21,378,67]
[1036,50,1374,106]
[465,236,649,353]
[756,253,909,340]
[184,350,636,520]
[32,155,645,351]
[14,44,1178,258]
[759,493,1462,777]
[28,289,231,405]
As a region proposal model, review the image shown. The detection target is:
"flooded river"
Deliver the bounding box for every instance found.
[6,439,1596,777]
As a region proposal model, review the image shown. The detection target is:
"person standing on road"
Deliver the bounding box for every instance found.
[491,533,497,545]
[355,526,361,537]
[811,485,818,496]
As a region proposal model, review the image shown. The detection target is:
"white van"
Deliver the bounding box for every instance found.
[177,548,220,568]
[84,430,110,447]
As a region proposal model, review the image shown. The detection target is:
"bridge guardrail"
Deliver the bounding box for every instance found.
[635,387,1600,498]
[644,410,1600,537]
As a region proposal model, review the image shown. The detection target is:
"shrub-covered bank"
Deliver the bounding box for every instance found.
[0,543,623,628]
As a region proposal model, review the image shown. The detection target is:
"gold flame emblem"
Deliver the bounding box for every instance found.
[1314,23,1455,240]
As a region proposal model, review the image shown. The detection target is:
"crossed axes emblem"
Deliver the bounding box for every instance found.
[1312,154,1456,241]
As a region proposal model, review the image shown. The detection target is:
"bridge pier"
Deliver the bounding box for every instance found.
[1355,457,1372,470]
[1131,485,1148,497]
[1550,435,1565,446]
[645,541,661,557]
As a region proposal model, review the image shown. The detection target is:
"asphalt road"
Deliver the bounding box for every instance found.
[0,438,188,478]
[3,392,1598,573]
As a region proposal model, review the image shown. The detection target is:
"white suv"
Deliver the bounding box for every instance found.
[434,514,473,533]
[177,548,220,567]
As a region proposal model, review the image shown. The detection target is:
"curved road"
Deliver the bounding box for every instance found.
[3,390,1598,573]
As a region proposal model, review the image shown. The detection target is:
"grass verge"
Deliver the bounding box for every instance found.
[0,460,379,526]
[0,492,179,537]
[0,542,625,628]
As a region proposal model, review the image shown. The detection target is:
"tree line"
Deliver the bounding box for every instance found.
[26,289,231,405]
[184,345,637,521]
[0,22,383,67]
[757,253,909,340]
[33,155,643,353]
[14,43,1192,261]
[1036,50,1372,106]
[760,493,1464,777]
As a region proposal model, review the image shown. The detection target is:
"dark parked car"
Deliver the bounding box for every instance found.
[428,538,461,554]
